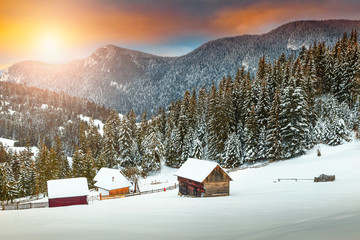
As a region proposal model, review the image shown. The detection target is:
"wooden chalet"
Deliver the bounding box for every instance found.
[175,158,232,197]
[94,168,132,197]
[47,177,89,208]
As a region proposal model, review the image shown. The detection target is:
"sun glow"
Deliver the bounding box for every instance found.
[37,33,64,62]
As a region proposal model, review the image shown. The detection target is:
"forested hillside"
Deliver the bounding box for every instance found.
[0,82,110,152]
[1,31,360,202]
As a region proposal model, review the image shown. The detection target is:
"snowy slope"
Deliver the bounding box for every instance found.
[1,140,360,240]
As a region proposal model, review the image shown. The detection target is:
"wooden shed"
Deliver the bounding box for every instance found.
[175,158,232,197]
[94,167,132,197]
[47,177,89,208]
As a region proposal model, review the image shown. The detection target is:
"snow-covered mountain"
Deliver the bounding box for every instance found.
[2,20,360,115]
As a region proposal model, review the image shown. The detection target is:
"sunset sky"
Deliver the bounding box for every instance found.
[1,0,360,68]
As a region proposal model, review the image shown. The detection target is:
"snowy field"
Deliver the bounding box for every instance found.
[0,137,38,154]
[1,140,360,240]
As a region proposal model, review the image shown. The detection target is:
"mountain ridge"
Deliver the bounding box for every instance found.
[2,19,360,115]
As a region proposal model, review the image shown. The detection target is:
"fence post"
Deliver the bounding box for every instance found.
[30,202,32,209]
[2,203,3,211]
[17,202,19,210]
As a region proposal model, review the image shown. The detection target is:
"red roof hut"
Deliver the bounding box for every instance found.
[47,177,89,208]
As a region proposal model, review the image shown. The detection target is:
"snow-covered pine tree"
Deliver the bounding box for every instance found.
[83,148,96,188]
[279,77,310,158]
[141,131,163,175]
[255,78,270,160]
[196,87,208,158]
[71,147,85,177]
[223,132,242,168]
[243,104,258,163]
[191,137,203,159]
[86,121,102,159]
[18,148,36,197]
[35,141,51,194]
[266,89,283,160]
[102,114,118,168]
[54,135,70,179]
[207,85,220,161]
[4,163,19,202]
[119,117,134,168]
[164,126,182,167]
[79,121,88,153]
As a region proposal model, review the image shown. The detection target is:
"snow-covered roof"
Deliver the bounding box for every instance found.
[47,177,89,199]
[175,158,229,183]
[94,168,132,191]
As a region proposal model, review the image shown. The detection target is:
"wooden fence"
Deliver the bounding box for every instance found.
[1,201,48,211]
[1,184,178,209]
[277,178,314,182]
[100,183,178,200]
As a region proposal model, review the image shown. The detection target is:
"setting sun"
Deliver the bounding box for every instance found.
[37,34,63,62]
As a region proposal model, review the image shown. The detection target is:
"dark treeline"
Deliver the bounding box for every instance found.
[1,31,360,202]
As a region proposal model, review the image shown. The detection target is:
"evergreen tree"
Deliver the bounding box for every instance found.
[119,117,134,168]
[279,78,310,158]
[54,136,70,179]
[102,114,118,168]
[18,148,36,197]
[83,148,96,188]
[223,133,242,168]
[243,104,258,163]
[35,142,52,194]
[141,131,163,175]
[72,147,85,177]
[266,89,283,160]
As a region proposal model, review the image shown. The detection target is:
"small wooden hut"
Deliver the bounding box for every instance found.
[47,177,89,208]
[94,168,132,197]
[175,158,232,197]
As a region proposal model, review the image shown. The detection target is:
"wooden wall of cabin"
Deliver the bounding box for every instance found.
[109,187,129,196]
[203,182,229,197]
[178,177,205,197]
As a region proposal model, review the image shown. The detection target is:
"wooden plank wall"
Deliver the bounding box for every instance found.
[203,182,229,197]
[109,187,129,196]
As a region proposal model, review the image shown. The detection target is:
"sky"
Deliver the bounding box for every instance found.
[1,0,360,68]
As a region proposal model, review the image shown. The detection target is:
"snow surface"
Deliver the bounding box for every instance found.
[0,137,17,147]
[79,114,104,136]
[0,137,38,155]
[94,168,132,191]
[175,158,228,182]
[138,163,178,191]
[1,141,360,240]
[47,178,89,199]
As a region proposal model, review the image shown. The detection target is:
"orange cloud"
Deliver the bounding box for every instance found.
[209,1,360,36]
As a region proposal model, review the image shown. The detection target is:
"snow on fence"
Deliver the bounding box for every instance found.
[1,201,48,211]
[100,183,178,201]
